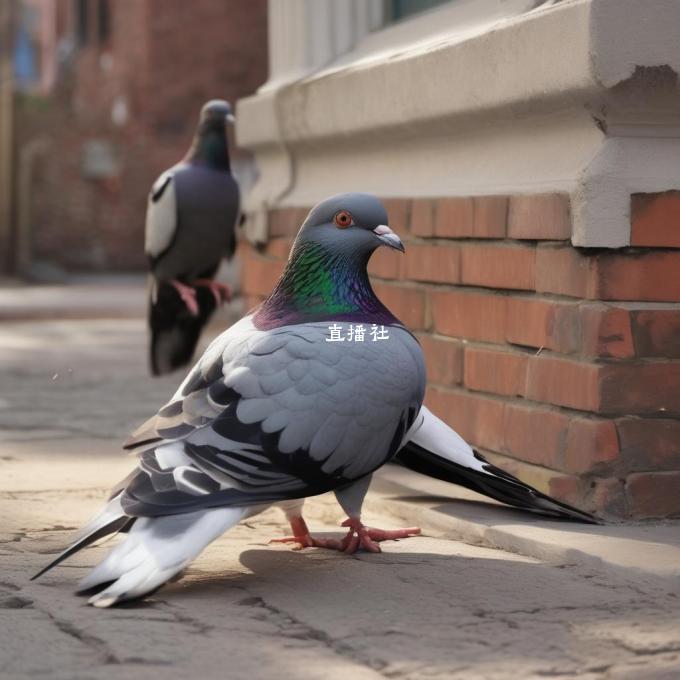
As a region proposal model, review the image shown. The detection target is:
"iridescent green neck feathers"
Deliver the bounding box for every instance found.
[254,241,397,330]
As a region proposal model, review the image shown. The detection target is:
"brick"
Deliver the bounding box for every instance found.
[510,301,676,359]
[382,198,412,232]
[535,246,596,298]
[597,252,680,302]
[404,243,460,284]
[241,253,285,297]
[373,282,427,330]
[547,472,584,508]
[428,195,508,239]
[425,387,505,452]
[626,471,680,518]
[269,207,308,237]
[237,239,255,259]
[433,197,474,238]
[563,418,620,474]
[632,308,680,358]
[265,237,294,260]
[600,363,680,415]
[368,246,403,280]
[506,297,554,349]
[617,417,680,471]
[547,304,582,354]
[537,248,680,302]
[631,191,680,248]
[410,198,435,237]
[484,451,585,507]
[417,335,463,386]
[460,244,535,291]
[502,403,569,468]
[507,194,571,240]
[431,290,507,343]
[464,347,528,397]
[525,355,601,412]
[592,478,629,517]
[579,304,634,359]
[472,196,508,238]
[242,294,266,313]
[505,297,579,353]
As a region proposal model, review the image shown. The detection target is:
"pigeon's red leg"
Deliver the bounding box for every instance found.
[169,280,199,316]
[270,516,343,551]
[271,516,420,553]
[192,279,232,304]
[337,517,421,554]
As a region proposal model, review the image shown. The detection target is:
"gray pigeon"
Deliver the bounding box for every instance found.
[33,193,595,607]
[146,99,240,376]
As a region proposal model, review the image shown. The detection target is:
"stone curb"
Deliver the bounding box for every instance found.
[367,467,680,587]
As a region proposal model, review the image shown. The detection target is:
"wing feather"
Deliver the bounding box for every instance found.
[145,171,178,261]
[120,318,425,516]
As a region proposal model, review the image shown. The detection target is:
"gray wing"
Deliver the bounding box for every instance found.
[144,171,177,262]
[121,317,425,516]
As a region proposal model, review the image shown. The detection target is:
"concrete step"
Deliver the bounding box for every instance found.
[370,466,680,586]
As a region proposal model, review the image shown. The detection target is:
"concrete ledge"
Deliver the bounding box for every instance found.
[238,0,680,248]
[370,466,680,586]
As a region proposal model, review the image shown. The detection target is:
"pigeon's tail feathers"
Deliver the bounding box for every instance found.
[80,506,246,607]
[398,407,600,524]
[149,282,217,376]
[31,495,134,581]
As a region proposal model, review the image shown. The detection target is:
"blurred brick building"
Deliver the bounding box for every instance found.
[8,0,267,273]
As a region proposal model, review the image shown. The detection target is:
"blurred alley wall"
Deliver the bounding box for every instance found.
[3,0,267,276]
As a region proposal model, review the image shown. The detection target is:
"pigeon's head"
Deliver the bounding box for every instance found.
[198,99,235,132]
[297,193,404,257]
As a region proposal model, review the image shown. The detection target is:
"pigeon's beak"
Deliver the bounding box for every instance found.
[373,225,405,253]
[226,113,235,125]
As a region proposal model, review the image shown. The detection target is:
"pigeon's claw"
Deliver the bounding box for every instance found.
[192,279,232,305]
[339,518,421,554]
[270,516,342,550]
[271,535,343,551]
[169,280,199,316]
[274,516,421,554]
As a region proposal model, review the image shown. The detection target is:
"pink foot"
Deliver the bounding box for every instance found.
[192,279,232,305]
[338,518,421,554]
[169,280,199,316]
[272,517,420,554]
[270,517,343,551]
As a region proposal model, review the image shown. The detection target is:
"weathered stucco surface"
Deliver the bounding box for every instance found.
[238,0,680,247]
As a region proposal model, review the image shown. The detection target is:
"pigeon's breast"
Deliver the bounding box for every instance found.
[221,321,427,484]
[123,317,427,514]
[156,166,239,281]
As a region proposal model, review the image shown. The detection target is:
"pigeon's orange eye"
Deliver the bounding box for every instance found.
[334,210,354,229]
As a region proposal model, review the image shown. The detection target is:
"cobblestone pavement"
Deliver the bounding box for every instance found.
[1,317,679,679]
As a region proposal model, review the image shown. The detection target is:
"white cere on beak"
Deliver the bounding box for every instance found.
[373,224,405,253]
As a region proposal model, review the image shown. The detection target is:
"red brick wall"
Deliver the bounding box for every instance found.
[239,192,680,519]
[15,0,267,272]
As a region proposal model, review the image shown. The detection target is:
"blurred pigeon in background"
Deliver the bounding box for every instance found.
[34,193,596,607]
[145,99,240,376]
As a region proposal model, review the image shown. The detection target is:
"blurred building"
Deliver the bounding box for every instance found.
[4,0,267,274]
[237,0,680,519]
